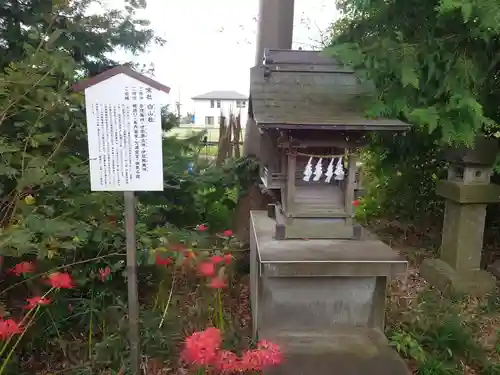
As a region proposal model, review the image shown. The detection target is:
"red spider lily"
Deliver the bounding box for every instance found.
[198,261,216,277]
[239,343,282,371]
[211,255,224,265]
[257,340,282,365]
[98,266,111,282]
[196,224,208,232]
[352,200,360,207]
[181,327,221,366]
[47,272,74,289]
[25,296,51,309]
[239,350,261,371]
[208,276,227,289]
[0,319,23,339]
[8,261,35,276]
[221,229,233,237]
[155,254,173,266]
[214,350,240,373]
[223,254,232,265]
[181,328,282,373]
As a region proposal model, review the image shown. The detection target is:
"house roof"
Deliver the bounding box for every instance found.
[72,64,171,93]
[250,49,410,131]
[192,90,248,100]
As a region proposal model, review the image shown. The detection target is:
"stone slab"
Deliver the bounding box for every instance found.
[251,210,407,279]
[264,329,410,375]
[256,276,386,335]
[421,258,496,296]
[436,180,500,204]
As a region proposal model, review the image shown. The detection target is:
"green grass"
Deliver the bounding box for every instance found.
[198,145,219,157]
[168,126,221,143]
[387,279,500,375]
[368,223,500,375]
[196,145,244,158]
[165,126,243,158]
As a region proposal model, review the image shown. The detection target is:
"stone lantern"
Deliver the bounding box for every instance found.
[249,49,412,375]
[421,136,499,295]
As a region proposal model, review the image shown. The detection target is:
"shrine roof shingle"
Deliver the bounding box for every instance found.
[250,49,410,131]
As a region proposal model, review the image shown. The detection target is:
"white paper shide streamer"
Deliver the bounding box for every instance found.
[324,158,335,183]
[334,156,345,181]
[303,156,313,182]
[303,156,345,183]
[312,157,323,181]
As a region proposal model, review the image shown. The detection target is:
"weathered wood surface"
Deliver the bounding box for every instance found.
[293,185,345,213]
[263,49,349,66]
[250,50,410,130]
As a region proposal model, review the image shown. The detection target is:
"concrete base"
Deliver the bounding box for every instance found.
[265,329,409,375]
[250,210,410,375]
[421,258,496,296]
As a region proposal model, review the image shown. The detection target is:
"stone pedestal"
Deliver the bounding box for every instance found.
[421,180,499,296]
[250,210,410,375]
[265,330,409,375]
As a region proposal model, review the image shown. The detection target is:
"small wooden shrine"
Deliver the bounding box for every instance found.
[250,49,410,240]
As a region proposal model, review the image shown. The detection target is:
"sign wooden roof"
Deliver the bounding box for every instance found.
[250,49,410,131]
[72,64,171,93]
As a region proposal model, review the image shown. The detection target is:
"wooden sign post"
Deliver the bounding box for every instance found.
[73,65,170,374]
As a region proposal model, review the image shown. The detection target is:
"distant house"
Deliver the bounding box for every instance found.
[191,90,248,127]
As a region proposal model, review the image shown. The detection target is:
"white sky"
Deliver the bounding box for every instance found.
[100,0,340,114]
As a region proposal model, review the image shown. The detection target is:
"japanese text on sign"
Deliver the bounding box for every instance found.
[84,75,163,191]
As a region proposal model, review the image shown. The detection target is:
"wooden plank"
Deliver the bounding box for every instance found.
[344,152,357,216]
[263,49,350,68]
[274,208,354,239]
[278,139,366,149]
[291,210,351,218]
[285,152,297,216]
[280,151,288,213]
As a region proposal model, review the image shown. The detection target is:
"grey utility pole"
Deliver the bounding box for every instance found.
[244,0,295,157]
[254,0,295,65]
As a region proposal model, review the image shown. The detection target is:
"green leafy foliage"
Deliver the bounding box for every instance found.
[354,130,447,223]
[388,288,498,375]
[329,0,500,141]
[330,4,500,373]
[328,0,500,223]
[0,1,253,373]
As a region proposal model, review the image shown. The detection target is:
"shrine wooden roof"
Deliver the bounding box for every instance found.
[72,64,170,93]
[250,49,410,131]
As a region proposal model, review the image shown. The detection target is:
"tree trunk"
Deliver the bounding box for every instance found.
[234,115,241,158]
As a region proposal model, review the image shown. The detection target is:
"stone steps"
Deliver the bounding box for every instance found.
[264,329,409,375]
